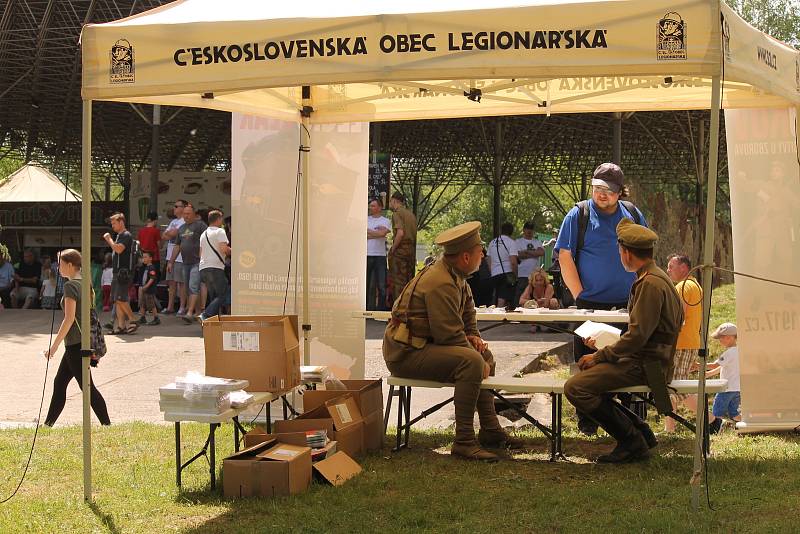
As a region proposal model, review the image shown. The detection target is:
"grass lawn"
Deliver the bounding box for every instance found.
[2,284,798,533]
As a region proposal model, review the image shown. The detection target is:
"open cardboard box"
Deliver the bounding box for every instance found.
[303,379,384,452]
[313,451,361,486]
[276,394,365,457]
[223,439,312,499]
[203,315,301,392]
[243,427,337,461]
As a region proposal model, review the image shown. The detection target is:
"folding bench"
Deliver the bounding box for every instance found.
[384,376,728,461]
[384,375,567,461]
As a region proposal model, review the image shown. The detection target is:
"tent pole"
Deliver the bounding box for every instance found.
[80,99,93,503]
[612,112,622,165]
[691,75,721,510]
[301,87,312,365]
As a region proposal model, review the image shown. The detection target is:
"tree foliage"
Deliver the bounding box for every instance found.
[727,0,800,47]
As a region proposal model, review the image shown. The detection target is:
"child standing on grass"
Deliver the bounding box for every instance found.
[707,322,740,434]
[101,253,113,312]
[137,251,160,325]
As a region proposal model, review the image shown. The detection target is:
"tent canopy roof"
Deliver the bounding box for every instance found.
[82,0,800,122]
[0,164,81,202]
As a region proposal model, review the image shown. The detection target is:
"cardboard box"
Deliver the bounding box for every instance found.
[303,381,384,452]
[275,415,364,458]
[203,315,301,393]
[304,384,383,451]
[243,427,337,461]
[313,451,362,486]
[223,439,312,499]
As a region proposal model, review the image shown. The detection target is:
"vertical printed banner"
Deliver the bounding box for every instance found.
[231,114,367,378]
[725,107,800,430]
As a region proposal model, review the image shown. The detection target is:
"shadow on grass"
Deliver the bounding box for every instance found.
[88,501,121,534]
[175,428,800,533]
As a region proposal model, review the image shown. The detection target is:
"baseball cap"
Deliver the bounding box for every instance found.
[591,162,624,193]
[710,322,737,338]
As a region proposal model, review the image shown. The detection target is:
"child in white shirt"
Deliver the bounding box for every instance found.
[101,254,114,312]
[706,322,740,434]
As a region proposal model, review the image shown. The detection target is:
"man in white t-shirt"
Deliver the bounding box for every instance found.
[514,220,545,306]
[199,210,231,321]
[366,198,391,310]
[162,199,187,314]
[706,322,741,434]
[487,221,518,308]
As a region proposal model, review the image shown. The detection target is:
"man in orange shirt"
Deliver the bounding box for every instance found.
[665,253,702,432]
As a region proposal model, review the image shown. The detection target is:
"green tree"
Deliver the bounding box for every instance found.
[727,0,800,47]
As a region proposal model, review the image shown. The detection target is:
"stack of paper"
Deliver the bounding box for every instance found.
[300,365,330,383]
[229,390,254,409]
[159,372,250,417]
[574,320,622,349]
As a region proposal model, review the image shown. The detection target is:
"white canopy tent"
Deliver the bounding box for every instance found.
[0,164,80,202]
[79,0,800,505]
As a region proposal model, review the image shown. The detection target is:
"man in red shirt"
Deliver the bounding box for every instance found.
[137,211,161,261]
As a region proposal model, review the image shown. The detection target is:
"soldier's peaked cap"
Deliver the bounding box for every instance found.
[436,221,482,255]
[616,218,658,249]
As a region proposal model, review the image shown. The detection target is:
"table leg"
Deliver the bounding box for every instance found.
[403,386,412,448]
[395,387,405,451]
[266,401,272,434]
[550,393,557,461]
[384,385,395,432]
[282,396,289,420]
[233,416,240,452]
[209,423,217,490]
[175,422,181,488]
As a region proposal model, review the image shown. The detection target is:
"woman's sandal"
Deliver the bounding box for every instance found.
[126,323,139,334]
[112,328,126,335]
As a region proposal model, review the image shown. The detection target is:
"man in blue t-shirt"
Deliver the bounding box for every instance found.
[555,162,647,434]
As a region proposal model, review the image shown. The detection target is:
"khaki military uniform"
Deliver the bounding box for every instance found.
[565,260,684,413]
[383,258,502,447]
[389,206,418,299]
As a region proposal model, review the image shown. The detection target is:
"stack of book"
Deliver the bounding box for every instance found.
[159,373,250,417]
[305,429,327,449]
[300,365,330,384]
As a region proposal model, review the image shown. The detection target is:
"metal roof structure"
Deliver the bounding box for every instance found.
[0,0,726,209]
[0,0,230,197]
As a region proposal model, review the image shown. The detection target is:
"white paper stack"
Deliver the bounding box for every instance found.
[159,372,250,416]
[574,320,622,349]
[300,365,330,383]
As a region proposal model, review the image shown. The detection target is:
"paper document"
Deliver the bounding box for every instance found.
[574,320,622,349]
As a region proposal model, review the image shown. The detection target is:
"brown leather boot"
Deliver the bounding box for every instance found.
[478,428,526,451]
[451,442,500,462]
[475,390,526,450]
[452,381,499,461]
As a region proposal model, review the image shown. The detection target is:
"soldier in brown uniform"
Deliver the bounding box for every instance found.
[564,219,683,463]
[388,192,417,300]
[383,221,521,461]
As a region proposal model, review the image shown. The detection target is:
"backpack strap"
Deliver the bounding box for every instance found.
[574,200,590,269]
[619,200,642,225]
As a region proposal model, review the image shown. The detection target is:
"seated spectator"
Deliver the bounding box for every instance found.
[0,254,14,309]
[519,267,559,309]
[12,249,42,308]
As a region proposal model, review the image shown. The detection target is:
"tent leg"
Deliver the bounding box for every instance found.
[692,75,721,510]
[301,87,312,365]
[81,99,93,503]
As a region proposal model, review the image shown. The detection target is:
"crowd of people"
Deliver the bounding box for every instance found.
[0,198,233,337]
[100,200,232,335]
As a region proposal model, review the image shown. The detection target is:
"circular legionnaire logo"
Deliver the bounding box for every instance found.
[721,16,731,62]
[109,39,135,84]
[657,12,687,61]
